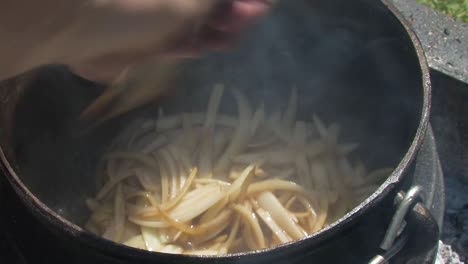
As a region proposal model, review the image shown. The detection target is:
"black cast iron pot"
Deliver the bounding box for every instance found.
[0,0,438,263]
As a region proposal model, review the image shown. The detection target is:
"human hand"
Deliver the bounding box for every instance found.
[0,0,270,82]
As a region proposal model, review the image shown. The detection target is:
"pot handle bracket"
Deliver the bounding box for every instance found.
[368,186,440,264]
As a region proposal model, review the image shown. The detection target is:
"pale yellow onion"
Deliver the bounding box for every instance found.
[128,217,169,228]
[222,214,241,253]
[185,250,219,256]
[86,86,391,255]
[199,195,229,224]
[243,224,257,250]
[169,185,224,222]
[89,204,112,225]
[247,179,308,196]
[189,209,232,241]
[296,195,318,232]
[233,149,295,165]
[126,203,158,217]
[205,84,225,128]
[232,203,265,249]
[312,115,328,140]
[197,128,214,178]
[311,197,328,233]
[167,145,193,175]
[141,226,163,251]
[181,112,196,150]
[337,156,355,186]
[284,196,297,209]
[267,111,290,142]
[256,192,306,240]
[214,88,252,173]
[157,153,170,203]
[256,207,292,244]
[102,221,116,241]
[135,167,159,192]
[123,235,147,250]
[86,198,100,211]
[277,192,294,205]
[226,163,256,201]
[113,184,126,242]
[140,134,168,154]
[159,148,180,199]
[121,222,140,242]
[194,178,230,186]
[305,140,326,158]
[291,121,307,148]
[160,167,198,211]
[96,170,135,200]
[295,155,312,191]
[160,245,184,254]
[212,128,233,160]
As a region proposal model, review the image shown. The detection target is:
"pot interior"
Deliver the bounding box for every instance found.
[5,0,424,238]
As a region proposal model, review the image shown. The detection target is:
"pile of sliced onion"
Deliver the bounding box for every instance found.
[85,85,392,255]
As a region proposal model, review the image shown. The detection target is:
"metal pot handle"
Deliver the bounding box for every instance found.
[369,186,440,264]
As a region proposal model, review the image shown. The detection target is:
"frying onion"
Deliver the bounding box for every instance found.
[85,85,391,255]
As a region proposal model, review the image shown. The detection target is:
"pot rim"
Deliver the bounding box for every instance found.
[0,0,431,260]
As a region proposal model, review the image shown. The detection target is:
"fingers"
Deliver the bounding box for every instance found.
[71,64,128,83]
[165,0,271,54]
[70,53,140,83]
[209,0,270,32]
[70,0,271,83]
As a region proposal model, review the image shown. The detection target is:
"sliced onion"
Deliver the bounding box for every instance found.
[256,192,306,240]
[160,245,184,254]
[86,85,392,255]
[233,149,295,165]
[205,84,225,128]
[214,88,252,173]
[169,185,224,222]
[256,207,292,244]
[113,184,126,242]
[247,179,308,196]
[135,168,159,192]
[123,235,147,250]
[226,163,256,201]
[141,226,163,252]
[232,204,266,249]
[96,170,135,200]
[161,167,198,210]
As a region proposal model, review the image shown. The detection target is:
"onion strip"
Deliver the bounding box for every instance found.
[161,167,198,210]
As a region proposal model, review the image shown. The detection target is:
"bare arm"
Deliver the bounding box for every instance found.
[0,0,270,82]
[0,0,82,80]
